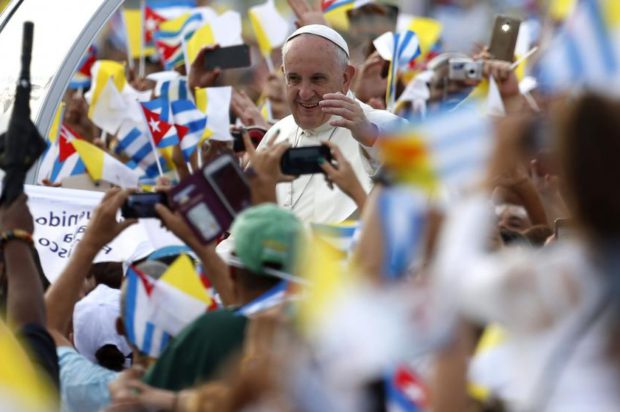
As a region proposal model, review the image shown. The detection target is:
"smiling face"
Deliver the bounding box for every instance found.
[282,35,353,130]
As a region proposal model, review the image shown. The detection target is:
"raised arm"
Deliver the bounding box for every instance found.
[3,194,44,327]
[45,189,136,338]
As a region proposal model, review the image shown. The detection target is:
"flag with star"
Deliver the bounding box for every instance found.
[141,100,176,147]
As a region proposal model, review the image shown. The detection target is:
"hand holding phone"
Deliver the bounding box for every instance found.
[280,145,333,175]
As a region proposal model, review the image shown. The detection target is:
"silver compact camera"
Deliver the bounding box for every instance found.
[448,58,484,81]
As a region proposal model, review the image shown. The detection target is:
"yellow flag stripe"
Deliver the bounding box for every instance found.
[72,139,104,180]
[160,255,212,304]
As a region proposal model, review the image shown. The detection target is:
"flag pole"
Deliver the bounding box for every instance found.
[139,0,146,79]
[139,106,165,176]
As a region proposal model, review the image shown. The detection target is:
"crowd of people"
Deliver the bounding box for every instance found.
[2,0,620,411]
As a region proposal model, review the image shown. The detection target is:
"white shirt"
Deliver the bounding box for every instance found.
[258,96,402,224]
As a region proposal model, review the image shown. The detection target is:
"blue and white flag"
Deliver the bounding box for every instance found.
[171,99,206,160]
[236,281,289,317]
[123,266,172,358]
[378,187,426,280]
[536,0,620,94]
[116,122,165,177]
[159,77,190,101]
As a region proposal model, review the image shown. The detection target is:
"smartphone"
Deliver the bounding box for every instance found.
[232,127,266,153]
[203,44,251,70]
[488,15,521,62]
[280,145,333,175]
[203,155,252,216]
[121,192,167,219]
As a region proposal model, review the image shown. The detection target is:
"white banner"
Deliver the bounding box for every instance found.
[25,185,184,282]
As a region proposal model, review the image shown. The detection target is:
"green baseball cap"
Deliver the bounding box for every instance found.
[231,204,304,278]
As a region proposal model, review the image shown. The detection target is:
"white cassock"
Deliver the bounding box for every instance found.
[258,96,402,224]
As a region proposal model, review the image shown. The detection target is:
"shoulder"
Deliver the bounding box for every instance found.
[262,116,297,142]
[173,309,248,342]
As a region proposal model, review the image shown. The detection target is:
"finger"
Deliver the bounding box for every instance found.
[101,187,122,204]
[321,92,354,103]
[154,203,177,228]
[319,98,357,110]
[117,218,138,232]
[192,45,217,68]
[329,118,353,129]
[324,141,345,163]
[242,129,256,156]
[320,107,355,119]
[270,141,291,160]
[319,159,337,175]
[287,0,307,16]
[109,189,132,211]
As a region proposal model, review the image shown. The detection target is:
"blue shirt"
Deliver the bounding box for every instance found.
[57,346,118,412]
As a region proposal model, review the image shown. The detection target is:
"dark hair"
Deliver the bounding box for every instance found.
[557,93,620,241]
[94,344,125,372]
[90,262,123,289]
[500,228,530,247]
[232,265,282,293]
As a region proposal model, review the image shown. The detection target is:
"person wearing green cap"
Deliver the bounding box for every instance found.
[142,204,304,391]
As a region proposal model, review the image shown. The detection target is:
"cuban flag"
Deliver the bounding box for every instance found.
[144,6,168,46]
[123,266,172,358]
[154,12,204,69]
[386,365,429,412]
[170,99,206,160]
[116,122,166,178]
[68,46,97,90]
[48,125,87,183]
[141,99,178,147]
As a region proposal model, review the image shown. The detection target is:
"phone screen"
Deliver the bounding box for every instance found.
[121,193,166,219]
[207,162,251,214]
[204,44,251,70]
[280,146,332,175]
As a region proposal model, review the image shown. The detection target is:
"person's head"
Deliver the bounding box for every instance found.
[556,93,620,242]
[228,204,305,304]
[495,203,532,233]
[282,25,355,130]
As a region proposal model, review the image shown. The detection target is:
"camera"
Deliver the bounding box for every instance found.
[448,58,484,81]
[121,192,168,219]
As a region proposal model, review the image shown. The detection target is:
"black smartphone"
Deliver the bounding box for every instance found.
[488,15,521,62]
[204,44,251,70]
[231,127,266,153]
[280,145,333,175]
[121,192,167,219]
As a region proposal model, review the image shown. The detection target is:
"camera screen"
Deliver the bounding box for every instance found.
[209,164,251,214]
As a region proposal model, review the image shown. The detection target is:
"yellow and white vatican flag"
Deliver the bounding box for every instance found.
[249,0,290,70]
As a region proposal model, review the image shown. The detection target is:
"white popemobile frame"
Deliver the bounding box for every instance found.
[0,0,125,184]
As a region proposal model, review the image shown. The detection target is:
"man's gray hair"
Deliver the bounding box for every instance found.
[282,34,349,71]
